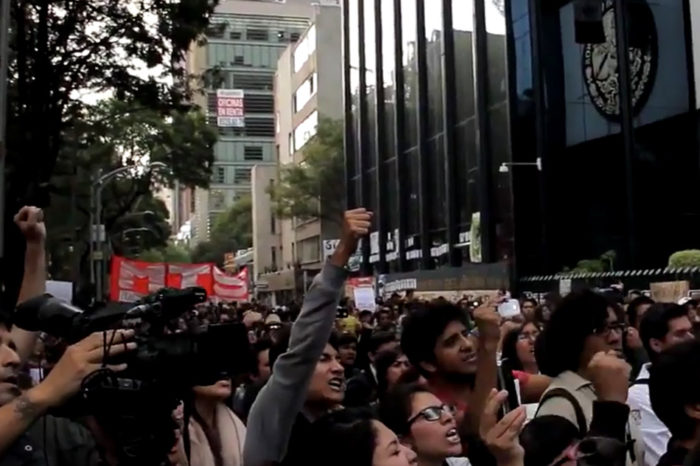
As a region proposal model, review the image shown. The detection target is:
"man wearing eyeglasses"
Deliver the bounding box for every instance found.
[629,304,695,466]
[535,290,626,430]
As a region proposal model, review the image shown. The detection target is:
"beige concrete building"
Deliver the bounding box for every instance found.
[254,3,343,304]
[186,0,321,245]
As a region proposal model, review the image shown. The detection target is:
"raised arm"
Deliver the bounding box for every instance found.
[11,206,47,364]
[244,209,371,466]
[468,302,502,431]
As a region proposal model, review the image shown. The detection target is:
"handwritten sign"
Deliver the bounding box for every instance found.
[353,287,377,312]
[650,281,690,303]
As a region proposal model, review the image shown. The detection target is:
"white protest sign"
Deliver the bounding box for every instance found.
[47,280,73,303]
[353,287,377,312]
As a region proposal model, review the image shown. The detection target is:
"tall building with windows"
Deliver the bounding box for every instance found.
[187,0,317,244]
[253,4,343,304]
[346,0,700,296]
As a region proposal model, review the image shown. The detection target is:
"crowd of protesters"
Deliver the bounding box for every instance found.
[2,207,700,466]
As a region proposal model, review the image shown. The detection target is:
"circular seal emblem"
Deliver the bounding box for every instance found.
[582,0,657,120]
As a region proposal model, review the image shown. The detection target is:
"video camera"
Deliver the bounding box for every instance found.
[15,287,251,466]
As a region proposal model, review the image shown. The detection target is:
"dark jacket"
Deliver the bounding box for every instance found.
[1,416,99,466]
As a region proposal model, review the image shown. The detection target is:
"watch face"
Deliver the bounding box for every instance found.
[582,0,657,120]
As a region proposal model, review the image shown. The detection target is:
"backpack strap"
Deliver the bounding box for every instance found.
[536,388,587,435]
[630,378,649,387]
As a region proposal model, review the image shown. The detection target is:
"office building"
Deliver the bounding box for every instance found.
[187,0,317,244]
[346,0,700,295]
[254,4,343,304]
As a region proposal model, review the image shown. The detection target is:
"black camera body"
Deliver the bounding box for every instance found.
[15,288,251,466]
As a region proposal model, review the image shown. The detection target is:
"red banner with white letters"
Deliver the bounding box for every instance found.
[110,256,249,303]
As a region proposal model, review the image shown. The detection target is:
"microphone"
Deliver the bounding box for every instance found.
[14,294,84,338]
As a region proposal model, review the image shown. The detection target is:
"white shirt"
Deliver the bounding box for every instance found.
[628,363,671,466]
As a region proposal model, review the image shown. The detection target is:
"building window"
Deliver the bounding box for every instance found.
[293,110,318,152]
[246,28,269,41]
[234,168,252,184]
[290,32,300,42]
[299,236,321,264]
[232,72,273,90]
[214,166,225,184]
[293,73,316,113]
[269,179,276,233]
[206,24,225,39]
[234,55,245,65]
[243,117,275,137]
[271,246,277,268]
[293,25,316,73]
[244,94,274,113]
[244,146,264,161]
[289,133,294,156]
[230,31,242,40]
[210,190,225,210]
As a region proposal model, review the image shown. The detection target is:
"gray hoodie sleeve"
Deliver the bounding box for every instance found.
[243,262,347,466]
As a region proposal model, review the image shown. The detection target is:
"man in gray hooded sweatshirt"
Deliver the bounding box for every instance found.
[244,208,372,466]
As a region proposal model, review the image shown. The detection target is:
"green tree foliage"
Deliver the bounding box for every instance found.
[669,250,700,268]
[7,0,218,207]
[137,243,192,264]
[191,195,253,266]
[269,118,346,224]
[4,0,218,304]
[44,100,216,281]
[563,250,617,274]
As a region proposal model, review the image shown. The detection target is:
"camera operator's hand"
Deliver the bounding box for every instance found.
[32,329,137,407]
[14,206,46,245]
[588,350,631,404]
[330,209,373,268]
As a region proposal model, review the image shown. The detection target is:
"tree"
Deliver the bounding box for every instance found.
[191,195,253,266]
[3,0,218,306]
[669,250,700,268]
[268,118,346,224]
[43,100,216,283]
[562,250,618,274]
[137,243,192,264]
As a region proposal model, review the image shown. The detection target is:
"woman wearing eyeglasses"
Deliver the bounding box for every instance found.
[500,321,551,404]
[501,321,540,376]
[380,383,470,466]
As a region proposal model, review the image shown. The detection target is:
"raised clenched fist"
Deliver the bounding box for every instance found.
[342,208,373,240]
[588,350,631,404]
[14,206,46,244]
[330,209,373,268]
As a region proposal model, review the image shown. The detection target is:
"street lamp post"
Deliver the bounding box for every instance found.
[498,158,542,173]
[90,162,169,302]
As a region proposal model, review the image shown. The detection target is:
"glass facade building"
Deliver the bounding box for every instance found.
[344,0,700,290]
[201,12,309,225]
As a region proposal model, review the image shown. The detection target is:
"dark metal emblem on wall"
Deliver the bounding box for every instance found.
[582,0,658,120]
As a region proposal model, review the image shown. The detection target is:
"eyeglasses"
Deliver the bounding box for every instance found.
[407,404,457,426]
[593,323,626,337]
[518,331,540,342]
